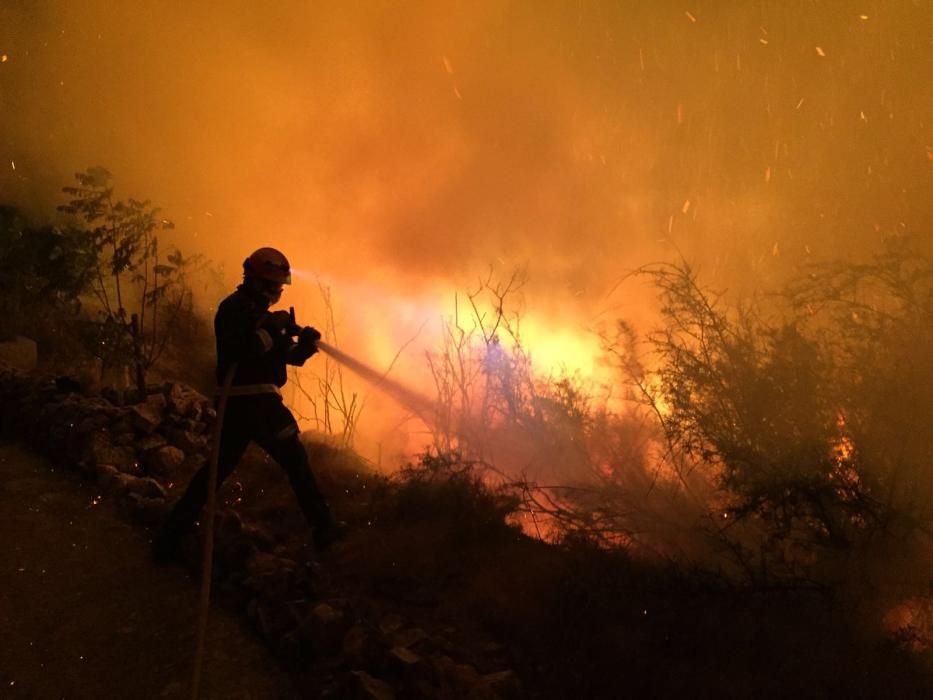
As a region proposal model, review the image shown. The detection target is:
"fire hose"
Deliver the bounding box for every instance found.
[190,359,235,700]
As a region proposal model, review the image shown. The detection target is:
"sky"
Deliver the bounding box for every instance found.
[1,0,931,453]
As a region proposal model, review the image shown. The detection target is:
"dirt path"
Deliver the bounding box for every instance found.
[0,441,297,700]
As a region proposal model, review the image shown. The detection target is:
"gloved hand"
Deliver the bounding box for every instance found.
[297,326,322,356]
[262,310,296,352]
[263,310,292,335]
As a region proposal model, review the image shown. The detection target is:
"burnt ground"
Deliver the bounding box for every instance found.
[0,441,297,700]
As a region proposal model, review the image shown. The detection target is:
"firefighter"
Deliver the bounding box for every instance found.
[152,247,345,561]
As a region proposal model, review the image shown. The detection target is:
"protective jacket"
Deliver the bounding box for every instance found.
[214,284,315,394]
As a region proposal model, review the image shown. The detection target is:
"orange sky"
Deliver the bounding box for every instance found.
[2,1,930,458]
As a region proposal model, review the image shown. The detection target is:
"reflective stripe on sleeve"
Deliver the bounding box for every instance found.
[273,423,299,440]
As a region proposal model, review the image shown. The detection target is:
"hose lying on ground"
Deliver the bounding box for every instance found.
[190,362,236,700]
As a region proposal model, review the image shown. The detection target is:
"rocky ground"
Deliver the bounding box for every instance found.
[3,365,931,699]
[0,441,297,699]
[0,368,522,699]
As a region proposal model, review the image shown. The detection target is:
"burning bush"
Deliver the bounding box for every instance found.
[423,242,933,598]
[606,240,933,587]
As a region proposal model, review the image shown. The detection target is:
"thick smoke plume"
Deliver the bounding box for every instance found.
[1,1,930,455]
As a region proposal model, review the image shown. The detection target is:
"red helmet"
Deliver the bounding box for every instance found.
[243,247,291,285]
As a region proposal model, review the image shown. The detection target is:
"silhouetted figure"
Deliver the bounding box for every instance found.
[153,247,345,561]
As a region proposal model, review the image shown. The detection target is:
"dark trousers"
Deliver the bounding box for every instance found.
[159,393,333,541]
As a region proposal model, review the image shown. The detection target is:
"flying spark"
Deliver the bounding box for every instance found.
[815,46,826,57]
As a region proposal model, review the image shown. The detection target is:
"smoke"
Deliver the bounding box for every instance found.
[2,1,931,457]
[2,2,929,296]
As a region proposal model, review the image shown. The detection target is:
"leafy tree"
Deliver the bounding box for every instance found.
[58,167,195,396]
[0,205,96,345]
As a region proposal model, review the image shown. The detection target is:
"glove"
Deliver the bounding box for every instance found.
[297,326,322,356]
[261,310,296,352]
[263,310,292,334]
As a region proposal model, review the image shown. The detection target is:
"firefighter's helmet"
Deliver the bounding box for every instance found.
[243,247,291,285]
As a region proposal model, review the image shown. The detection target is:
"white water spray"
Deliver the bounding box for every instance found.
[315,341,434,420]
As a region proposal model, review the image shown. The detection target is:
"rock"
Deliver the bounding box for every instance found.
[254,599,302,646]
[393,627,430,650]
[138,434,168,452]
[129,395,165,434]
[109,411,135,436]
[96,464,121,489]
[351,671,395,700]
[256,602,277,643]
[145,445,185,479]
[480,641,506,656]
[218,510,244,537]
[0,336,37,371]
[277,630,303,669]
[246,551,286,579]
[468,671,522,700]
[112,451,142,474]
[101,386,123,406]
[215,530,257,576]
[386,646,435,699]
[433,656,481,696]
[75,414,111,436]
[379,613,405,636]
[82,431,139,475]
[165,382,206,419]
[168,427,207,454]
[100,364,130,390]
[451,663,481,694]
[244,553,306,602]
[111,432,137,447]
[112,473,168,500]
[300,603,347,654]
[242,524,276,553]
[128,494,169,526]
[475,640,509,673]
[159,680,185,698]
[387,645,429,676]
[343,625,382,669]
